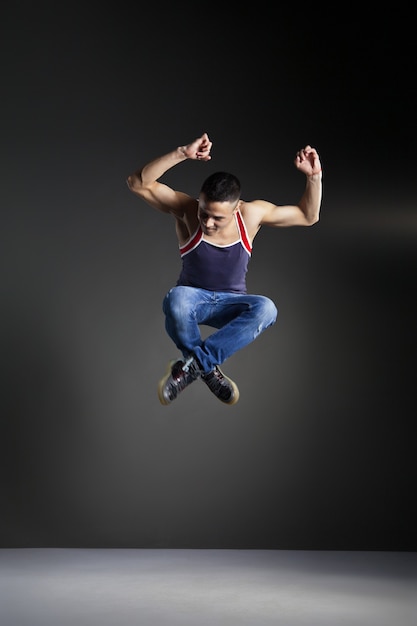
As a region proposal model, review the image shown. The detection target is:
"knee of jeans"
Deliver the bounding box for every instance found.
[163,287,189,318]
[269,300,278,325]
[256,298,278,333]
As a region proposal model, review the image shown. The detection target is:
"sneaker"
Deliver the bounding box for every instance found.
[201,366,239,405]
[158,357,201,405]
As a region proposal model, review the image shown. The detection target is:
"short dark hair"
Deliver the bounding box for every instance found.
[200,172,241,203]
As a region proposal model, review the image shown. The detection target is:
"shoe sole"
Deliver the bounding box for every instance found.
[157,360,177,406]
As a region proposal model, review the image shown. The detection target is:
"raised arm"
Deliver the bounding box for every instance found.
[126,133,212,215]
[252,145,322,229]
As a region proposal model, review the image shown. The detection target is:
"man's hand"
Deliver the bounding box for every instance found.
[294,145,322,176]
[180,132,212,161]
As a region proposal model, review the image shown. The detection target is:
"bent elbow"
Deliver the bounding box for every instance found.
[126,173,146,195]
[306,212,320,226]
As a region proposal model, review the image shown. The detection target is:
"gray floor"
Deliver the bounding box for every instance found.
[0,549,415,625]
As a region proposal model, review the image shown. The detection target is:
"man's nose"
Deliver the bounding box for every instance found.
[206,216,215,227]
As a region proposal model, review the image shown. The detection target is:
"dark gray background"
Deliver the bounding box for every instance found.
[1,6,415,549]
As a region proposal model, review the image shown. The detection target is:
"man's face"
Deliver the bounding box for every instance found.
[198,195,239,236]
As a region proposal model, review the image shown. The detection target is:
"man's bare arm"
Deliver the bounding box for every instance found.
[126,133,212,215]
[254,146,322,228]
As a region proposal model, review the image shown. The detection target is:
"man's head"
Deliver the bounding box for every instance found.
[200,171,241,204]
[198,172,241,236]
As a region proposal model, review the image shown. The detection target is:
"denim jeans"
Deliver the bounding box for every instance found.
[162,286,278,374]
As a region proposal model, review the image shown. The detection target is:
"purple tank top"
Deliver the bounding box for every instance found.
[177,210,252,294]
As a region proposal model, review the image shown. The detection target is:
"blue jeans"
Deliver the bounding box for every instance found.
[162,286,278,374]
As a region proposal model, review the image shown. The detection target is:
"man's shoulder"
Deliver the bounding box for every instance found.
[240,200,267,223]
[240,199,275,240]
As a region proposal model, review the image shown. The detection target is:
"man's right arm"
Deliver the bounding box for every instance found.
[126,133,212,215]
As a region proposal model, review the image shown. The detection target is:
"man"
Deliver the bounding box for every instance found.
[127,133,322,406]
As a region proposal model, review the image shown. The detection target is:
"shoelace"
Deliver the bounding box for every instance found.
[182,356,196,373]
[204,368,232,399]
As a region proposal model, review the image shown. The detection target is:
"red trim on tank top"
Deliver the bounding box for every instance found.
[236,210,252,254]
[179,210,252,257]
[179,226,203,255]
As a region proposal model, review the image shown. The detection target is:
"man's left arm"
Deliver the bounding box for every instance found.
[257,145,322,228]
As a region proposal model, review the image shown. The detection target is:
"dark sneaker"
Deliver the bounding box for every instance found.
[201,366,239,405]
[158,357,201,405]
